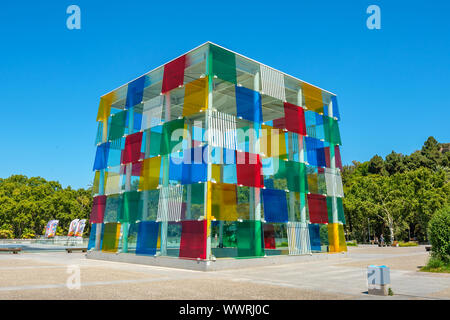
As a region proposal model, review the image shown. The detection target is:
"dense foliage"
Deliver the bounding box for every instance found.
[0,175,92,238]
[428,205,450,262]
[343,137,450,243]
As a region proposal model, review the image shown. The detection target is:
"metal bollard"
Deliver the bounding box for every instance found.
[367,265,391,296]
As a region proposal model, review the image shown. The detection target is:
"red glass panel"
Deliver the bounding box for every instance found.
[121,132,143,164]
[179,220,207,259]
[263,224,276,249]
[335,145,343,170]
[90,195,107,223]
[161,55,186,94]
[236,151,263,188]
[283,102,306,135]
[307,194,328,224]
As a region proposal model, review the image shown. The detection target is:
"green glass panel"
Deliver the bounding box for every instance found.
[324,116,342,145]
[319,224,329,246]
[120,191,142,223]
[237,220,264,257]
[337,197,346,224]
[108,110,127,141]
[145,128,163,157]
[210,44,237,84]
[161,118,185,155]
[141,189,160,221]
[282,161,308,193]
[326,196,333,222]
[104,194,123,223]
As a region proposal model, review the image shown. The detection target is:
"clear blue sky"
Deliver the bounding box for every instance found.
[0,1,449,189]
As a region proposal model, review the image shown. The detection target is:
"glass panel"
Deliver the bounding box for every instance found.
[236,151,263,188]
[102,222,121,252]
[307,194,328,224]
[108,110,128,141]
[283,102,306,135]
[136,221,160,255]
[302,82,323,113]
[261,189,288,223]
[179,220,207,259]
[90,195,106,223]
[235,86,262,123]
[139,156,162,190]
[236,220,264,258]
[93,142,110,171]
[104,194,123,223]
[210,44,237,84]
[211,182,237,221]
[162,55,186,94]
[183,77,208,117]
[120,191,143,223]
[126,76,146,109]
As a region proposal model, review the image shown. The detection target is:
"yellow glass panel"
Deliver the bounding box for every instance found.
[260,125,286,158]
[328,223,347,253]
[307,173,318,194]
[183,77,208,117]
[302,82,323,113]
[211,164,222,183]
[139,156,161,190]
[105,173,121,195]
[96,91,116,121]
[211,183,237,221]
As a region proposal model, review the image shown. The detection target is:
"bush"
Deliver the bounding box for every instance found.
[0,229,14,239]
[346,240,358,246]
[428,205,450,262]
[21,228,35,239]
[398,241,418,247]
[421,257,450,273]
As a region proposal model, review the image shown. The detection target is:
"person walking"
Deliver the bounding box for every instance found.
[380,234,385,247]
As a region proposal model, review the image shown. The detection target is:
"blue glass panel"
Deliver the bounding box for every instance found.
[305,137,326,167]
[223,164,237,184]
[235,86,262,123]
[262,189,288,223]
[308,224,321,251]
[93,142,110,171]
[181,146,207,184]
[136,221,159,255]
[126,76,146,109]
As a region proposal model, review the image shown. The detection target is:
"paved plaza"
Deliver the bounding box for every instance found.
[0,246,448,300]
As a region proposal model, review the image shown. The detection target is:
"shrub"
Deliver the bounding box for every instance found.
[421,257,450,273]
[398,241,418,247]
[0,229,14,239]
[21,228,36,239]
[428,205,450,262]
[346,240,358,246]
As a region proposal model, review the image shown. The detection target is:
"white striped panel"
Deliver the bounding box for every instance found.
[260,65,286,102]
[287,222,311,255]
[325,168,344,197]
[157,185,183,222]
[142,96,163,130]
[208,111,237,150]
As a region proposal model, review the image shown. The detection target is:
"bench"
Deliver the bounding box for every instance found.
[0,247,22,254]
[65,248,87,253]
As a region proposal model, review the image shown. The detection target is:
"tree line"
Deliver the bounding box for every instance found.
[0,176,92,238]
[0,137,448,242]
[342,137,449,243]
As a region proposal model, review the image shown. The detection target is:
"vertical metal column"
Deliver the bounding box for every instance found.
[252,71,261,221]
[328,100,338,224]
[160,93,171,256]
[204,48,213,260]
